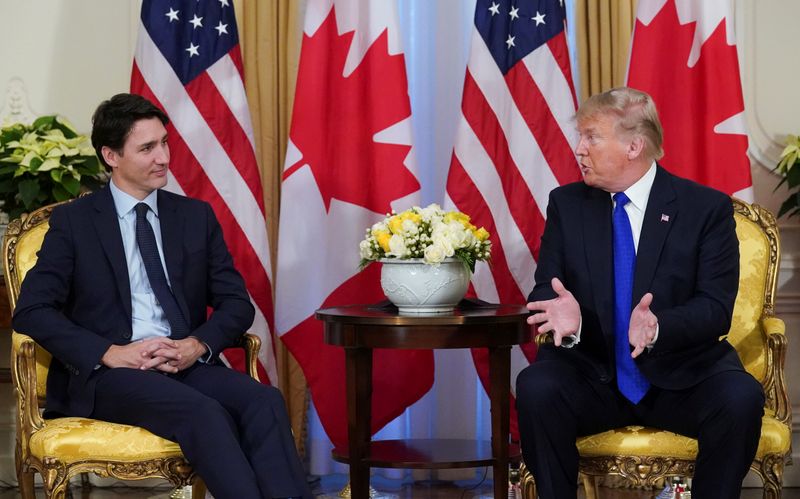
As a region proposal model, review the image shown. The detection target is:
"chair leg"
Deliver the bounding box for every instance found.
[518,462,537,499]
[17,469,35,499]
[192,478,207,498]
[757,455,784,499]
[580,473,599,499]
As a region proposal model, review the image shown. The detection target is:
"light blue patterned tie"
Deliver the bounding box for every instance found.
[613,193,650,403]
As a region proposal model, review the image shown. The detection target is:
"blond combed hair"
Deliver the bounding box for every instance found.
[576,87,664,161]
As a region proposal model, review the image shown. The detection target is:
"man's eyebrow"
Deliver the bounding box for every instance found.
[136,133,168,150]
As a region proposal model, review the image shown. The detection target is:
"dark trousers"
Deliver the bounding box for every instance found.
[515,360,764,499]
[90,363,312,499]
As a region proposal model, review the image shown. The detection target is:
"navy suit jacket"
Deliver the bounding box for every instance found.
[529,166,744,390]
[12,186,255,417]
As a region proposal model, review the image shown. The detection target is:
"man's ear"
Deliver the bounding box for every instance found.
[627,135,645,160]
[101,146,119,169]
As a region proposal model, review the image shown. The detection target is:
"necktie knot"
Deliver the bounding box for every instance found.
[135,202,150,219]
[613,192,630,207]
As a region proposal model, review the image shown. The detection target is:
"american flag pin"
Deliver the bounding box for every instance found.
[660,214,670,222]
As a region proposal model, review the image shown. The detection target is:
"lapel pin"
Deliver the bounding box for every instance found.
[660,214,670,222]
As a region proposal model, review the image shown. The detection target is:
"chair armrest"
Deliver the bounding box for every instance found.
[760,316,790,425]
[11,333,45,453]
[239,333,262,382]
[534,332,553,347]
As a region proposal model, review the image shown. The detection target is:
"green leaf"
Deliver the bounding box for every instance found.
[18,178,40,208]
[786,162,800,189]
[60,174,81,196]
[50,169,64,183]
[51,183,72,202]
[38,158,62,172]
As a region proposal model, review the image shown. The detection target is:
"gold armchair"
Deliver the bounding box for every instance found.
[4,201,263,499]
[520,198,791,498]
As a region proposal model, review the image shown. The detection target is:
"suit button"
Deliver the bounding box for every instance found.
[599,375,611,383]
[122,331,132,340]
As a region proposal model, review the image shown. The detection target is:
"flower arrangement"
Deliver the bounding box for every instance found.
[0,115,106,219]
[775,134,800,219]
[359,203,491,272]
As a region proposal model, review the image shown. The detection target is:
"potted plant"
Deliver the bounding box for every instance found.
[0,115,106,220]
[359,203,491,313]
[774,134,800,219]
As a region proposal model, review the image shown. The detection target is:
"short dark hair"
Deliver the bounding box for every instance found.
[91,93,169,170]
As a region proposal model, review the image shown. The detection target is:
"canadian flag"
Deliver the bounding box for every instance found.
[627,0,752,199]
[275,0,434,449]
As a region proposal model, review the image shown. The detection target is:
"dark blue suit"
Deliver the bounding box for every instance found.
[13,186,311,499]
[516,167,764,498]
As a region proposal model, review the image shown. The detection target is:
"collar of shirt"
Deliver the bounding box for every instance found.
[611,162,657,251]
[108,178,159,219]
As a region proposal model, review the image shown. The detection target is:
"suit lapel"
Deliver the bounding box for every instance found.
[157,191,189,327]
[633,166,677,301]
[92,187,132,321]
[583,188,615,340]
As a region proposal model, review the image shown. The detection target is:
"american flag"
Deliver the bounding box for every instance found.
[445,0,581,438]
[131,0,278,385]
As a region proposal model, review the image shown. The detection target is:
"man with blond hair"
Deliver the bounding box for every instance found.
[516,87,763,497]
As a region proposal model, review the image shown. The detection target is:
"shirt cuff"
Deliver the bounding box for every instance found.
[190,336,213,363]
[561,317,582,348]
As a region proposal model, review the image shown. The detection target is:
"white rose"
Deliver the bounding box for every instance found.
[424,243,446,264]
[401,218,419,235]
[388,234,408,258]
[431,233,455,257]
[359,239,374,259]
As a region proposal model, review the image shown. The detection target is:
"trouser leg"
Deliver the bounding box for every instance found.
[90,367,262,499]
[515,359,633,499]
[179,363,312,499]
[641,370,764,499]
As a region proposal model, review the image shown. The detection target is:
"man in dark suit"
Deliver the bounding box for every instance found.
[13,94,311,499]
[516,87,764,498]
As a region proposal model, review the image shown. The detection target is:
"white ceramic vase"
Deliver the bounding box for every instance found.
[379,258,470,313]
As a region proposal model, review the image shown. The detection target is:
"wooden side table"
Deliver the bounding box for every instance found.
[316,301,531,499]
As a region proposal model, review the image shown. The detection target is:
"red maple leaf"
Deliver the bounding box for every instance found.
[628,1,750,195]
[285,7,419,213]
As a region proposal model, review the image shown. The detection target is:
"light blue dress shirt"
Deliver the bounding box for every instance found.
[108,180,172,342]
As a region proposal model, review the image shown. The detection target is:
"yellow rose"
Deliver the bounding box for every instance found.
[375,231,392,252]
[388,216,404,235]
[473,227,490,241]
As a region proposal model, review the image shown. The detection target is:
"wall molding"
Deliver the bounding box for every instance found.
[0,77,36,125]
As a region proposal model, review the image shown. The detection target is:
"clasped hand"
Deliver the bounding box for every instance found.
[100,337,207,373]
[526,278,657,357]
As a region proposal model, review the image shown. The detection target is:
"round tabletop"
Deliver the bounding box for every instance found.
[316,300,532,349]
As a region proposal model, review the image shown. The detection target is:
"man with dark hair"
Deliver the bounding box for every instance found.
[516,87,764,498]
[13,93,312,499]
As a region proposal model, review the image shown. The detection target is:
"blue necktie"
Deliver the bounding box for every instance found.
[612,192,650,403]
[135,203,188,338]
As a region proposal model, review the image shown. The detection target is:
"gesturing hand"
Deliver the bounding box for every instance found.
[629,293,658,358]
[526,277,581,347]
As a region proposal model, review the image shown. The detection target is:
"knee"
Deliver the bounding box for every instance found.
[711,373,765,428]
[516,362,569,411]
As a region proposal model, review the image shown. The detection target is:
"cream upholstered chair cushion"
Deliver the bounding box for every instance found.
[5,201,262,499]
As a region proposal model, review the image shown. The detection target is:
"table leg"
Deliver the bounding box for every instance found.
[346,346,372,499]
[489,346,510,499]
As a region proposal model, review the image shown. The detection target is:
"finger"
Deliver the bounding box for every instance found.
[551,330,563,347]
[537,321,553,335]
[150,348,183,361]
[529,312,549,324]
[527,301,549,312]
[551,277,567,296]
[154,361,179,374]
[637,292,653,310]
[140,355,168,370]
[631,343,645,358]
